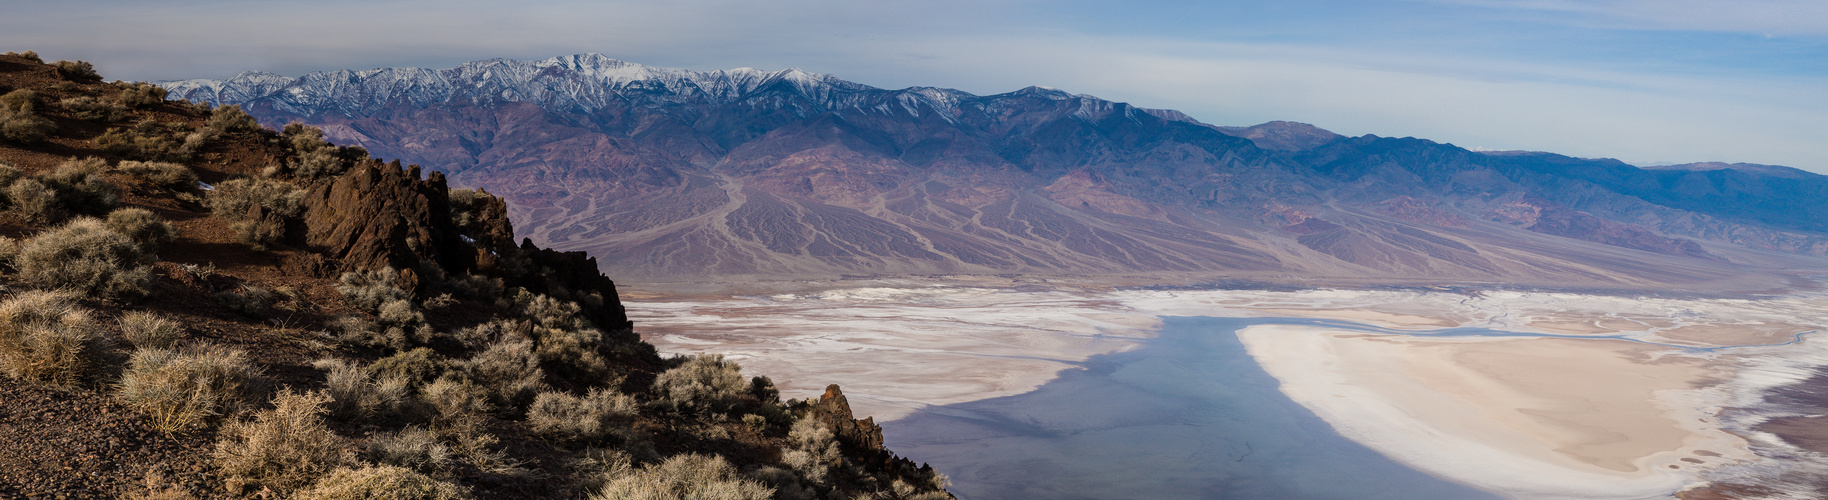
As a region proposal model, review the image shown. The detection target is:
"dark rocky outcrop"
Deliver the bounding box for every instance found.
[298,160,463,278]
[808,384,885,453]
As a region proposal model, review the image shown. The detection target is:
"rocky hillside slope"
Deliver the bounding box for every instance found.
[0,52,949,499]
[165,54,1828,288]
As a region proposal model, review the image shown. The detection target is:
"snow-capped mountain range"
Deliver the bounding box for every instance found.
[160,54,1828,284]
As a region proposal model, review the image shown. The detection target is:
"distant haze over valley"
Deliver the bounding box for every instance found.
[164,54,1828,288]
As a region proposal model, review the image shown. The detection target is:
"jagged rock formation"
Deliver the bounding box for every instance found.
[165,54,1828,287]
[0,52,946,500]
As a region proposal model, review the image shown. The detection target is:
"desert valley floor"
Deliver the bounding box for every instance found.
[624,277,1828,499]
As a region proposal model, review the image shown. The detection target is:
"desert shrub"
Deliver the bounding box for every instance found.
[118,310,183,348]
[420,376,493,432]
[119,82,168,109]
[527,388,640,444]
[5,51,43,63]
[653,354,747,416]
[893,479,952,500]
[6,178,56,221]
[213,389,357,493]
[293,465,472,500]
[312,358,407,421]
[337,267,410,312]
[53,60,99,81]
[281,123,348,180]
[230,216,284,251]
[461,334,547,411]
[116,160,197,190]
[34,156,120,218]
[98,119,192,161]
[207,105,262,135]
[517,295,617,386]
[0,162,21,187]
[0,89,54,144]
[368,347,449,387]
[367,426,454,476]
[106,207,177,252]
[589,453,773,500]
[746,466,816,500]
[750,375,780,406]
[60,96,126,121]
[0,290,113,385]
[323,315,407,351]
[377,299,434,345]
[205,176,303,220]
[213,285,274,317]
[117,344,263,434]
[780,415,841,485]
[15,216,153,299]
[443,272,502,301]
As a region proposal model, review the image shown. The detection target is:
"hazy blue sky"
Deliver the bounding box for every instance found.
[4,0,1825,171]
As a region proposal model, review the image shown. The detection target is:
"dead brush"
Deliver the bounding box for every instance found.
[116,343,263,435]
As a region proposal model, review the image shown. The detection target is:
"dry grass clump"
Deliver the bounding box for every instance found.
[367,426,455,476]
[527,388,640,443]
[213,389,357,493]
[116,160,197,190]
[368,347,448,386]
[60,95,126,122]
[292,465,473,500]
[118,311,183,349]
[588,453,773,500]
[13,216,153,299]
[106,207,177,252]
[418,376,493,432]
[117,344,263,435]
[653,354,747,416]
[312,358,409,421]
[0,290,113,385]
[0,89,54,144]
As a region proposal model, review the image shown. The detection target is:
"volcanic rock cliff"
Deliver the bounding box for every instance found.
[0,51,949,499]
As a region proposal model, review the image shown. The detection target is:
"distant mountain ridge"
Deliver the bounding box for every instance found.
[163,54,1828,286]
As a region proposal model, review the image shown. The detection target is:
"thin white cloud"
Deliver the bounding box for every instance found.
[1415,0,1828,35]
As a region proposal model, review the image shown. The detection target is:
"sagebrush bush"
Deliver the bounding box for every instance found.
[293,465,473,500]
[0,90,54,144]
[98,120,191,162]
[653,354,748,416]
[589,453,773,500]
[206,176,303,221]
[418,376,492,432]
[116,160,197,190]
[32,156,121,219]
[527,388,640,443]
[323,315,406,351]
[207,105,262,135]
[213,389,357,493]
[312,358,407,421]
[461,334,547,411]
[118,310,183,348]
[60,96,126,121]
[54,60,99,81]
[783,415,840,485]
[337,267,411,312]
[281,123,349,180]
[0,291,113,385]
[119,82,168,109]
[106,207,177,252]
[15,217,153,299]
[0,162,21,187]
[367,426,454,477]
[5,50,43,63]
[6,178,56,221]
[117,344,263,435]
[368,347,448,387]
